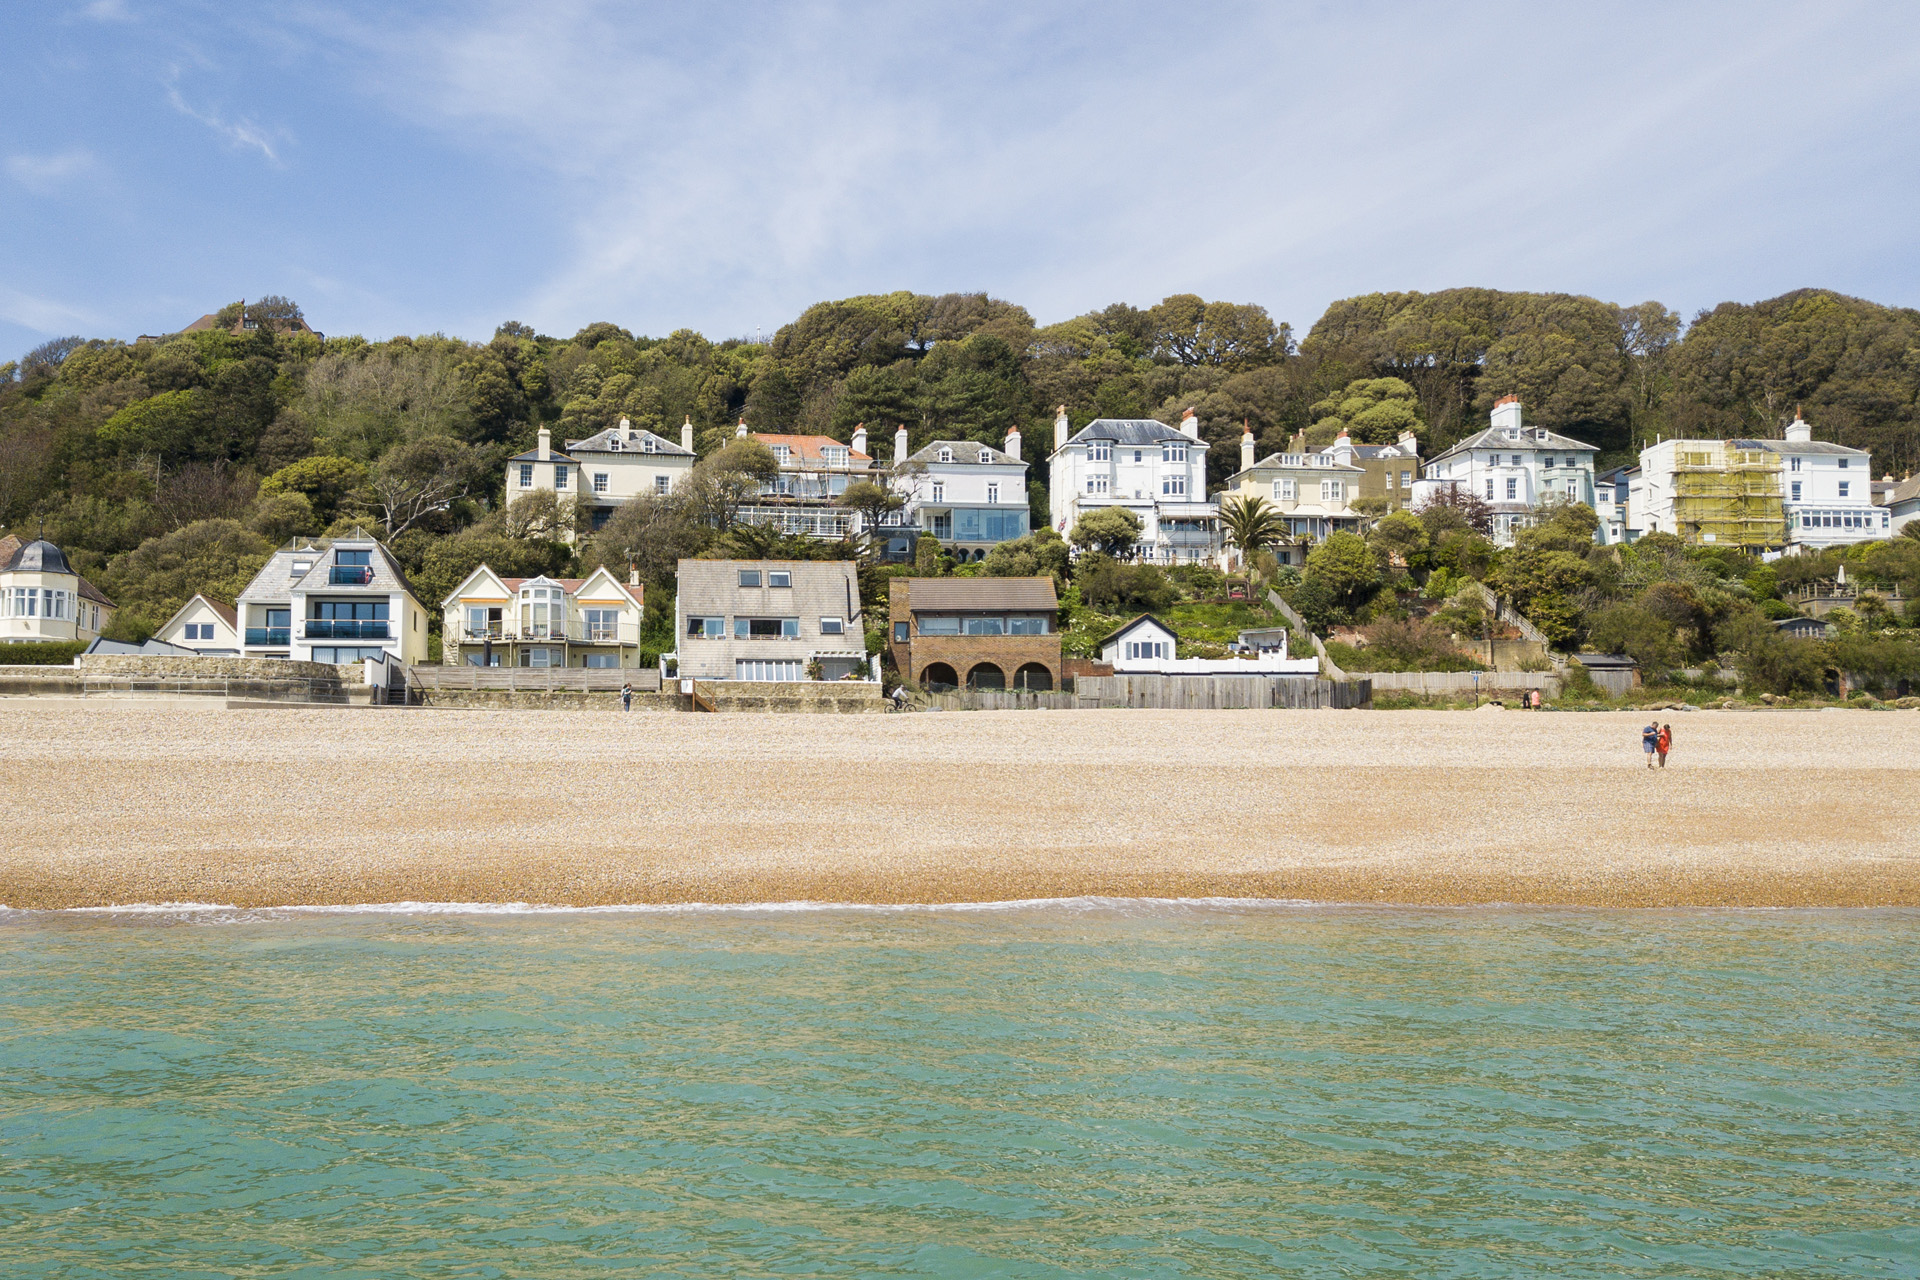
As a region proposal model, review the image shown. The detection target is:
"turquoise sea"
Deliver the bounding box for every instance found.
[1,901,1916,1278]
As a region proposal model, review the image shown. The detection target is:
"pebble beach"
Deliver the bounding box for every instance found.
[3,702,1916,910]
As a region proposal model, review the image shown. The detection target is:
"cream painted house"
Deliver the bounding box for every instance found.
[1220,429,1368,565]
[0,535,114,645]
[154,593,240,654]
[441,564,646,668]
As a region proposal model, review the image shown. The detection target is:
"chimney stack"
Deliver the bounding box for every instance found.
[1491,395,1522,432]
[681,415,694,453]
[1054,405,1070,452]
[1398,429,1419,454]
[851,422,868,457]
[736,418,748,439]
[537,426,551,461]
[1785,406,1812,444]
[629,565,639,587]
[1180,407,1200,440]
[1004,425,1021,462]
[894,423,909,463]
[1241,421,1255,472]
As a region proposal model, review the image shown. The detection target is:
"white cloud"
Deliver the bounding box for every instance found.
[166,79,285,163]
[81,0,132,22]
[0,286,98,335]
[5,149,100,195]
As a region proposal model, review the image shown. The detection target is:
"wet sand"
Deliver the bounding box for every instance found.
[2,702,1916,910]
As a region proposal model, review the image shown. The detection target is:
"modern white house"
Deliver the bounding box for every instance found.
[890,428,1030,561]
[1594,466,1636,545]
[1097,613,1317,675]
[234,531,430,665]
[1048,407,1217,563]
[671,558,870,681]
[1412,396,1600,545]
[440,564,646,668]
[0,535,114,645]
[153,593,239,655]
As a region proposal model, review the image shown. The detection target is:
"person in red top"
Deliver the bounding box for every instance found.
[1656,723,1672,768]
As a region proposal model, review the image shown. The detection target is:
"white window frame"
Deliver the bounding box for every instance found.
[819,617,844,635]
[986,483,999,504]
[593,472,609,494]
[519,464,534,487]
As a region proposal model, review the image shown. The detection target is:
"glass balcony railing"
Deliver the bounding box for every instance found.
[245,627,290,646]
[329,566,374,584]
[304,619,390,639]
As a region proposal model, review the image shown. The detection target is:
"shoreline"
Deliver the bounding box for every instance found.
[4,703,1917,911]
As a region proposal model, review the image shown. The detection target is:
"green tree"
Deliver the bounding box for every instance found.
[1303,530,1381,613]
[1218,494,1285,561]
[836,480,904,534]
[1368,508,1430,567]
[1069,506,1143,559]
[1308,377,1423,447]
[99,519,272,627]
[259,455,368,524]
[980,527,1070,584]
[1586,602,1684,677]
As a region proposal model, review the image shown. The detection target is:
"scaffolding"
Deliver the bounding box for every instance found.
[1671,448,1783,548]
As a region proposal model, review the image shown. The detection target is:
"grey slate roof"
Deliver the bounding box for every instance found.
[239,535,421,605]
[1432,424,1600,462]
[1068,418,1205,447]
[567,425,694,456]
[3,538,71,574]
[907,440,1024,466]
[1734,438,1869,457]
[904,577,1058,612]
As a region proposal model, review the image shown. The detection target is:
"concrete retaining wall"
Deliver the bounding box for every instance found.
[421,680,883,713]
[78,655,365,683]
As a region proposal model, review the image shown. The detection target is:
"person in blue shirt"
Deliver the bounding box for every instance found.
[1642,720,1659,768]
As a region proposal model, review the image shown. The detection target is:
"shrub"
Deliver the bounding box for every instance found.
[0,641,88,666]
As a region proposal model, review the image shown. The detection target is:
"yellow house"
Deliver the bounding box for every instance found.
[0,535,115,645]
[442,564,646,668]
[1221,428,1368,564]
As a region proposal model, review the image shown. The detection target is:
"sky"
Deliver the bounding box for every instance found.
[5,0,1920,360]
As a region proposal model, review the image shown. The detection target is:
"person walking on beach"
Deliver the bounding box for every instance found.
[1657,722,1672,768]
[1642,719,1659,768]
[621,680,632,713]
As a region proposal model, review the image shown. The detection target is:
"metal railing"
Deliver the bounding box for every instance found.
[305,619,391,639]
[447,623,640,645]
[244,627,290,646]
[328,566,374,584]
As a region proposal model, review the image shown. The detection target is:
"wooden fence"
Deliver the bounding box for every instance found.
[1362,671,1559,695]
[411,666,662,692]
[926,675,1369,711]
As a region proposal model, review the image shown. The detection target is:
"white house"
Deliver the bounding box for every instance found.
[1769,411,1891,550]
[153,593,240,655]
[1594,466,1636,545]
[1048,407,1217,563]
[890,427,1030,562]
[1221,429,1368,564]
[729,425,877,539]
[0,535,114,645]
[1097,613,1317,675]
[1888,474,1920,534]
[235,531,430,665]
[1413,396,1600,545]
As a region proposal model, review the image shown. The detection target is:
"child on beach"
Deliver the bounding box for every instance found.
[1643,720,1659,768]
[1657,723,1672,768]
[621,681,632,713]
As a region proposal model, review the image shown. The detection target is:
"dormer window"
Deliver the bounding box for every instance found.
[771,445,791,462]
[337,550,371,567]
[938,447,953,463]
[644,436,656,453]
[610,438,622,451]
[978,449,992,464]
[824,446,848,467]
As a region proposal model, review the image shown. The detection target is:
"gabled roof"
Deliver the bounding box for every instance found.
[903,577,1057,612]
[1432,424,1599,462]
[567,424,693,457]
[1887,475,1920,507]
[1066,418,1202,447]
[159,593,238,635]
[241,534,421,606]
[907,440,1024,467]
[1097,612,1176,649]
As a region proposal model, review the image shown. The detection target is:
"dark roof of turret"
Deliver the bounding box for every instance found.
[4,538,72,574]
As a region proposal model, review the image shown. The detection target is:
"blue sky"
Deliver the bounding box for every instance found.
[5,1,1920,359]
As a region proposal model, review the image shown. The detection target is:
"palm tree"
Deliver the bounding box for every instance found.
[1218,494,1285,565]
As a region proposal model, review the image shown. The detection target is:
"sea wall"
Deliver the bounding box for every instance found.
[78,655,366,683]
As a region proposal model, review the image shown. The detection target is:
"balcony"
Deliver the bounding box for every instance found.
[329,566,374,584]
[450,622,639,646]
[245,627,290,646]
[304,619,391,639]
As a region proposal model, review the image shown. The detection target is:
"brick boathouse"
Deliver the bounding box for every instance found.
[888,577,1062,691]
